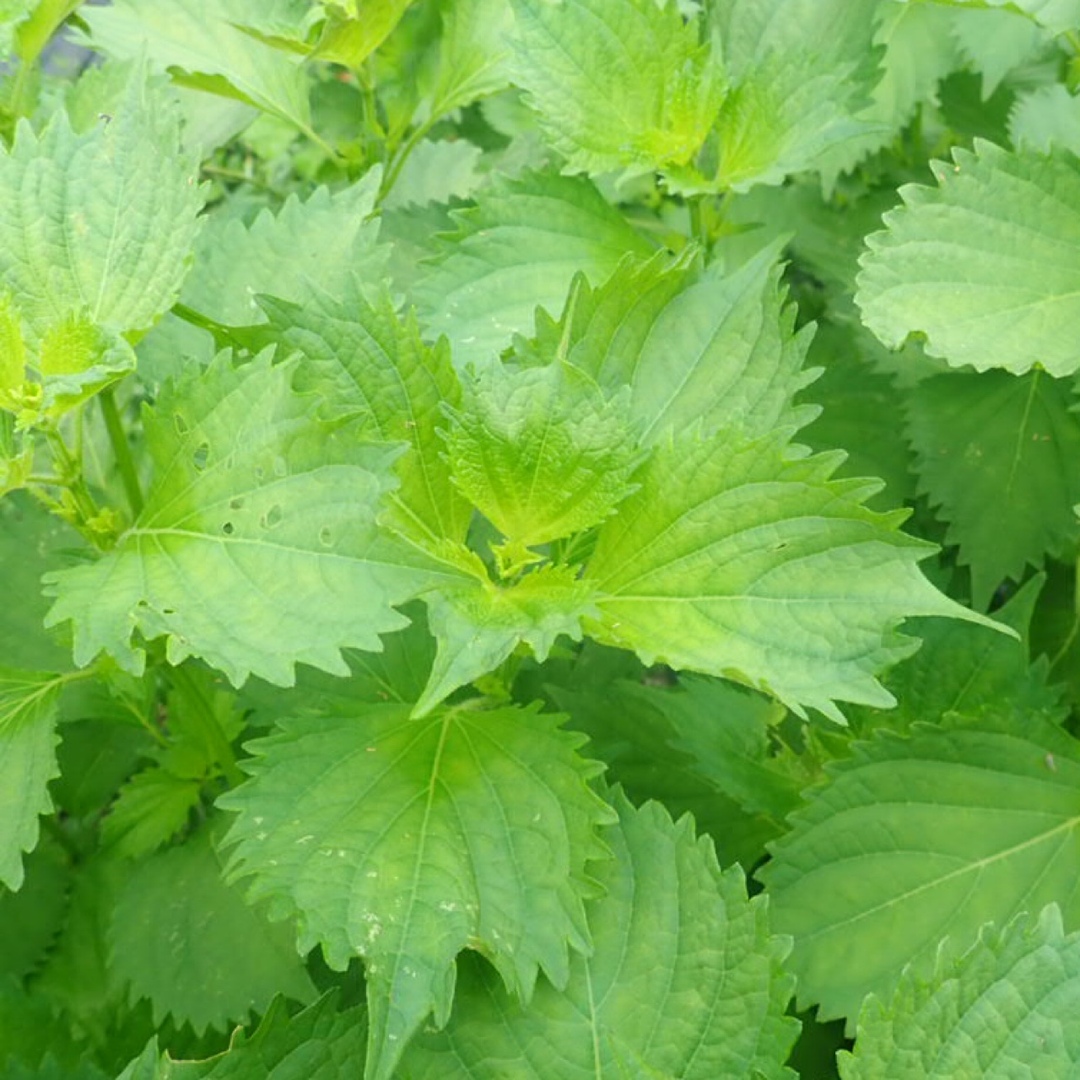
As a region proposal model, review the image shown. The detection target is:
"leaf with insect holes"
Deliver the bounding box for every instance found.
[586,428,997,721]
[218,701,614,1080]
[43,351,463,686]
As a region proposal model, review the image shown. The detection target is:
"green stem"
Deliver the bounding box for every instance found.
[99,387,144,517]
[44,427,104,537]
[380,115,438,202]
[168,665,243,787]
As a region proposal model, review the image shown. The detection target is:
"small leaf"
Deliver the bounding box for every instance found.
[219,701,613,1080]
[760,717,1080,1021]
[101,767,202,859]
[857,141,1080,376]
[840,905,1080,1078]
[108,825,315,1035]
[587,429,991,721]
[399,791,799,1079]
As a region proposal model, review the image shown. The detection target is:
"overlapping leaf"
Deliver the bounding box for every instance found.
[760,717,1080,1021]
[933,0,1080,34]
[43,352,452,686]
[219,701,613,1080]
[587,429,989,721]
[413,171,652,362]
[109,826,315,1034]
[906,369,1080,607]
[399,792,799,1079]
[840,905,1080,1078]
[858,141,1080,376]
[508,0,725,176]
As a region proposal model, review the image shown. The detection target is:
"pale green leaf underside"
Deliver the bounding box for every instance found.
[509,0,724,175]
[932,0,1080,34]
[81,0,313,133]
[400,792,798,1079]
[0,78,201,341]
[1010,83,1080,156]
[445,359,640,547]
[857,141,1080,376]
[413,171,653,363]
[109,827,315,1035]
[219,702,612,1080]
[261,286,472,547]
[0,669,64,890]
[760,721,1080,1022]
[182,172,386,328]
[586,431,987,721]
[906,369,1080,608]
[840,905,1080,1079]
[44,353,444,686]
[416,563,599,716]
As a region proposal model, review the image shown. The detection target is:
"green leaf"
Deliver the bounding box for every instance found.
[950,6,1050,99]
[839,904,1080,1078]
[1010,82,1080,155]
[260,285,472,547]
[0,668,66,889]
[43,351,446,686]
[559,244,816,444]
[443,359,640,548]
[0,838,71,980]
[382,139,483,210]
[413,171,653,362]
[508,0,725,176]
[218,702,613,1080]
[905,369,1080,607]
[81,0,314,135]
[417,561,599,716]
[109,825,315,1035]
[101,766,202,859]
[857,141,1080,377]
[703,0,883,190]
[0,2,34,61]
[930,0,1080,34]
[759,718,1080,1022]
[0,74,202,341]
[586,429,988,721]
[0,975,88,1073]
[399,791,799,1079]
[181,172,387,328]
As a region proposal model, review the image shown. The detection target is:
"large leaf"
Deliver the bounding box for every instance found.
[0,669,66,889]
[81,0,313,135]
[760,718,1080,1021]
[840,904,1080,1078]
[260,285,471,547]
[399,791,799,1079]
[0,75,201,341]
[108,826,315,1034]
[43,352,452,686]
[219,702,613,1080]
[905,369,1080,607]
[508,0,724,176]
[931,0,1080,34]
[586,429,988,721]
[857,141,1080,376]
[413,171,653,363]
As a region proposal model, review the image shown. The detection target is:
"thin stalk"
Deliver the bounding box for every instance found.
[99,387,143,517]
[380,115,439,202]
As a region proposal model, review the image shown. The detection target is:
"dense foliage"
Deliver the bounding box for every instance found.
[3,0,1080,1076]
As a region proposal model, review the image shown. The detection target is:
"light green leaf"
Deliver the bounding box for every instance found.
[0,75,202,341]
[382,139,483,210]
[839,904,1080,1079]
[704,0,883,190]
[260,286,472,547]
[399,791,799,1079]
[43,352,449,686]
[181,172,387,328]
[560,244,816,444]
[317,0,414,66]
[417,561,599,716]
[857,141,1080,376]
[950,6,1050,98]
[443,359,640,548]
[905,369,1080,607]
[413,171,653,363]
[101,767,202,860]
[81,0,313,135]
[508,0,725,176]
[109,826,315,1034]
[927,0,1080,34]
[219,702,613,1080]
[0,2,32,60]
[759,718,1080,1021]
[1010,82,1080,155]
[586,429,988,721]
[0,668,66,889]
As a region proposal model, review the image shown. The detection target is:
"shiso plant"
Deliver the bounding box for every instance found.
[3,0,1080,1077]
